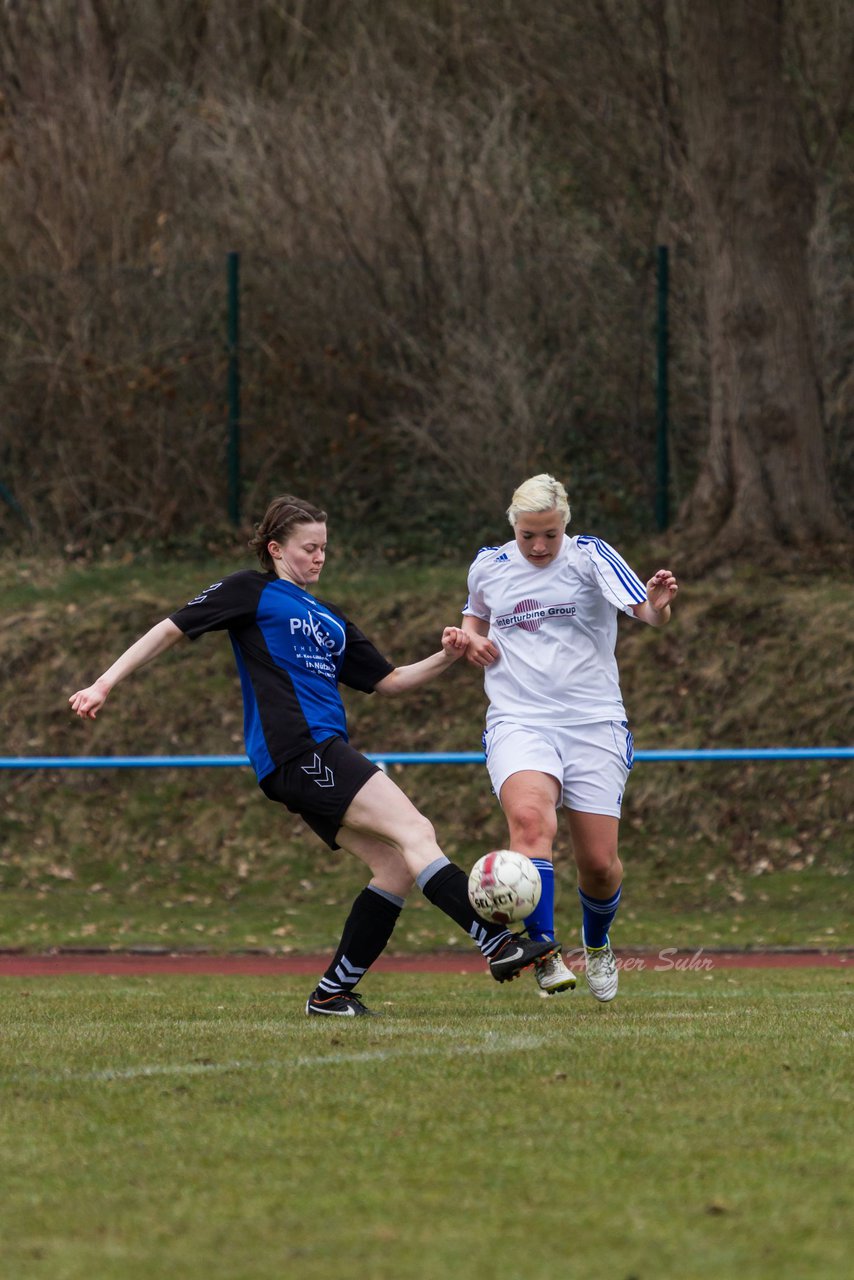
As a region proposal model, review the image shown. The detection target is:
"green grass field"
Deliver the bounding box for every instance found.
[0,860,849,954]
[1,969,851,1280]
[2,552,851,1276]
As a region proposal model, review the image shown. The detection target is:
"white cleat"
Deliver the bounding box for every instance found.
[582,930,618,1002]
[534,950,578,995]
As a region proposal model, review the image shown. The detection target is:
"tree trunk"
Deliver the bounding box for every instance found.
[668,0,847,562]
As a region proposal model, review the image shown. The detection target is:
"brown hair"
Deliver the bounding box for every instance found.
[249,495,328,570]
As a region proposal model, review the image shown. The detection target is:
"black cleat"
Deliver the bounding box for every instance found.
[488,935,559,984]
[305,990,378,1017]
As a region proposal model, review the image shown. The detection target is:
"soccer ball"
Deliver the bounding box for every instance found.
[467,850,542,925]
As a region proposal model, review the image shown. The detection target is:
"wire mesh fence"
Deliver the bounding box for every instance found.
[0,245,705,553]
[1,243,849,554]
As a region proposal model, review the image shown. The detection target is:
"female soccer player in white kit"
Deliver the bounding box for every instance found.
[461,474,678,1000]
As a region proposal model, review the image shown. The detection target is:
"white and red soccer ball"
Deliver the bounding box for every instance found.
[467,850,542,925]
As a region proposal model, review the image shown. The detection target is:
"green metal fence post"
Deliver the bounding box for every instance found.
[227,251,241,525]
[0,480,31,528]
[655,244,670,531]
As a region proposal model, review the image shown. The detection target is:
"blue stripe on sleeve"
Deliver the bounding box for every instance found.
[578,536,646,603]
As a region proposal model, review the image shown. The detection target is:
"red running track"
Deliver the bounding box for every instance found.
[0,949,850,977]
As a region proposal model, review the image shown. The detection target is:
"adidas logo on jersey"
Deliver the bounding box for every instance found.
[494,552,509,562]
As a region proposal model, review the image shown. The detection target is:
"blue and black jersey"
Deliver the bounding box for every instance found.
[170,571,394,781]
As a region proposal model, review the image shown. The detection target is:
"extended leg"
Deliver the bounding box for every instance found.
[340,772,557,981]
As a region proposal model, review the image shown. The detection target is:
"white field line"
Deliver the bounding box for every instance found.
[7,1031,558,1085]
[1,990,848,1055]
[6,1007,851,1086]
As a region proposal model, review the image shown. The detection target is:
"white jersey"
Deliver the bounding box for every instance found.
[463,534,647,728]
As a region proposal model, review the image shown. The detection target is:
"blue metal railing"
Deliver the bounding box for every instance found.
[0,748,852,769]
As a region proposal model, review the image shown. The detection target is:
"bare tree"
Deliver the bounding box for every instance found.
[664,0,850,561]
[0,1,850,552]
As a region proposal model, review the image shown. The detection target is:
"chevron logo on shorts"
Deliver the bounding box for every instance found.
[301,753,335,788]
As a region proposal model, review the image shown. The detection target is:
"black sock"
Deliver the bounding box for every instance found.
[418,861,511,958]
[315,886,403,998]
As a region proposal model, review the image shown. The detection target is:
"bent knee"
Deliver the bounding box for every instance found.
[507,802,558,848]
[578,850,623,890]
[373,871,414,899]
[392,809,438,855]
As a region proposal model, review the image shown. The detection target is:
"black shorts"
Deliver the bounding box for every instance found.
[259,736,380,850]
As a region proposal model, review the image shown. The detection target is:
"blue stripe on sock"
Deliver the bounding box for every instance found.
[524,859,556,943]
[579,885,622,949]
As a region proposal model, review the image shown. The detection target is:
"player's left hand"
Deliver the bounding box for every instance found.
[441,626,470,658]
[646,569,678,611]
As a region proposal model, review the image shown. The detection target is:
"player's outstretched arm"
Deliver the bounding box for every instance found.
[374,627,469,698]
[631,569,679,627]
[68,618,186,719]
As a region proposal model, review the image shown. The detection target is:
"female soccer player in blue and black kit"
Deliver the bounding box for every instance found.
[70,495,557,1015]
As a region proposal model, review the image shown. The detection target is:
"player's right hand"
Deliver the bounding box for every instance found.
[465,635,500,668]
[68,679,110,719]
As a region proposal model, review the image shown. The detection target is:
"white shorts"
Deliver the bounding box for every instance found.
[483,720,634,818]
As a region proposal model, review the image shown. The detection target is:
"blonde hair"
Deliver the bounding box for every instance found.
[506,474,570,527]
